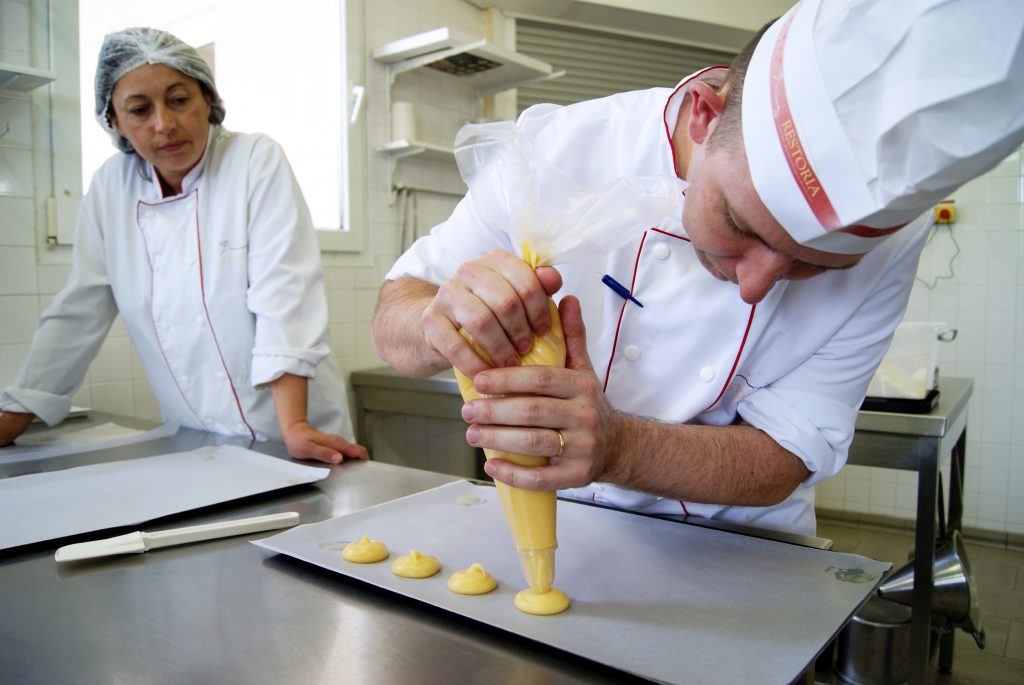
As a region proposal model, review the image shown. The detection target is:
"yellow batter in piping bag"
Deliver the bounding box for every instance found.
[451,120,681,615]
[454,243,569,616]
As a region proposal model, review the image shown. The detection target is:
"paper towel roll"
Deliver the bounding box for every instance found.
[392,101,417,142]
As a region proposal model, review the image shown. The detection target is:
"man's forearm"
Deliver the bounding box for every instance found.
[603,414,810,507]
[372,278,448,378]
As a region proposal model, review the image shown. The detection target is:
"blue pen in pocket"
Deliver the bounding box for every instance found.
[602,274,643,307]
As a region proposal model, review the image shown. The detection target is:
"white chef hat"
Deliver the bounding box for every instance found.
[741,0,1024,254]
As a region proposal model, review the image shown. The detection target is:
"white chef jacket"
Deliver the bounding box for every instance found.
[1,126,352,442]
[386,69,931,536]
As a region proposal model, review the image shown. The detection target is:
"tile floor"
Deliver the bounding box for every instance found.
[816,517,1024,684]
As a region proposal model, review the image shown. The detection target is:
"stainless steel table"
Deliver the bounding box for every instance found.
[353,369,976,684]
[848,377,973,685]
[0,415,854,685]
[1,421,623,684]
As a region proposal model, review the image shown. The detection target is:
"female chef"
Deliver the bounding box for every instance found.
[0,27,366,465]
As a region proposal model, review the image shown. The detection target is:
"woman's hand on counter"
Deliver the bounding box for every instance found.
[282,420,369,464]
[268,373,368,464]
[0,410,35,447]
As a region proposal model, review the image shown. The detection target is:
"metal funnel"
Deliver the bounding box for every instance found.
[877,530,985,649]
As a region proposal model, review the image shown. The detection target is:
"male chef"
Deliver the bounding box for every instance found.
[371,0,1024,535]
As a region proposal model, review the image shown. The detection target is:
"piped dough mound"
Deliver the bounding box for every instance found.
[514,587,570,615]
[447,563,498,595]
[341,535,389,563]
[390,549,440,578]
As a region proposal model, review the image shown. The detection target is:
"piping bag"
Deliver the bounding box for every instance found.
[451,120,682,612]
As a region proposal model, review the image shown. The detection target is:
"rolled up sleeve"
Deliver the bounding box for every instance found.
[738,217,931,484]
[1,197,118,425]
[243,137,331,386]
[739,388,858,485]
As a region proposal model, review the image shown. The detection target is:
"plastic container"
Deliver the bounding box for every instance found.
[866,322,949,400]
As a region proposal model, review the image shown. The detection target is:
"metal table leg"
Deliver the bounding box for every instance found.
[909,442,939,685]
[938,428,967,675]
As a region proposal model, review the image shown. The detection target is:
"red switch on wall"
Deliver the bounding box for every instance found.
[933,200,956,224]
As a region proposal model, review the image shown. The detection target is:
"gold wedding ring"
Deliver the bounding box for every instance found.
[555,430,565,457]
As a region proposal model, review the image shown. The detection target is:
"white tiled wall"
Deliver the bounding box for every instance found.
[4,0,1023,534]
[817,147,1024,536]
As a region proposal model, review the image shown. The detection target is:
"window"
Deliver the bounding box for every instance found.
[78,0,365,251]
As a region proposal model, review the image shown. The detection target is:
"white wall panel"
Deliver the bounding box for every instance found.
[0,295,39,345]
[0,195,33,245]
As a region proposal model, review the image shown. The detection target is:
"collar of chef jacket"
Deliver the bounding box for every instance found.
[139,125,225,200]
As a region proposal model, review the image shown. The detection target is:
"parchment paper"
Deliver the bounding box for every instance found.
[0,445,327,550]
[0,422,179,465]
[255,480,889,685]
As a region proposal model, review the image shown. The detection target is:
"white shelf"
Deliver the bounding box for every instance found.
[373,28,561,204]
[0,63,56,92]
[377,139,454,162]
[372,27,560,95]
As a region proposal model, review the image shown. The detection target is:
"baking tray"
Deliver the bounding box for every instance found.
[255,480,889,685]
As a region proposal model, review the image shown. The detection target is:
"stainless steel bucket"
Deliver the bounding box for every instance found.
[834,595,912,685]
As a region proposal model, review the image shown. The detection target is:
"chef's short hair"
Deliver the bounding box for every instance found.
[708,21,773,152]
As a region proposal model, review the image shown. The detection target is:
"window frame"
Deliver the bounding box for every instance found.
[320,0,367,254]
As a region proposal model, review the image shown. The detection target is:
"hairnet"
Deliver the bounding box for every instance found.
[94,27,226,154]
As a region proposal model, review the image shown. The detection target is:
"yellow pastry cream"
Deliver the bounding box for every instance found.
[390,550,441,578]
[454,245,569,615]
[514,587,570,616]
[341,534,389,563]
[447,563,498,595]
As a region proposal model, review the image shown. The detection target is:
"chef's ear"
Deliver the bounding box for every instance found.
[687,81,727,146]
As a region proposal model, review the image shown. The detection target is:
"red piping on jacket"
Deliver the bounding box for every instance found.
[603,226,757,517]
[137,190,256,440]
[640,227,758,414]
[601,66,726,388]
[191,190,256,441]
[601,229,648,394]
[137,194,206,428]
[600,68,753,519]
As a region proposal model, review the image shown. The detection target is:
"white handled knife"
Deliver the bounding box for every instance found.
[54,511,300,562]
